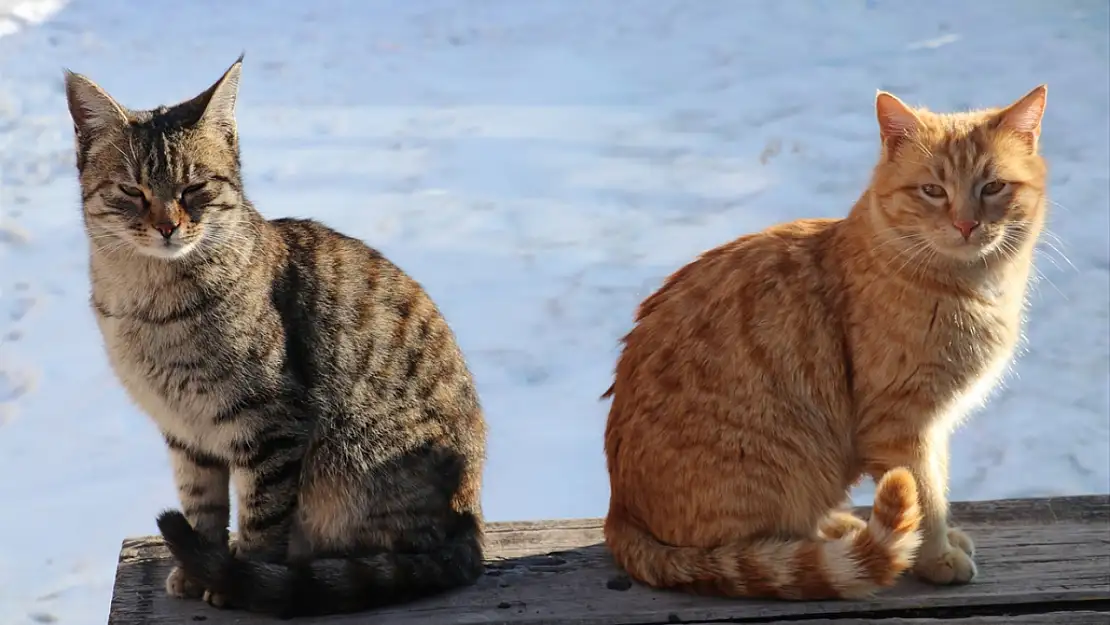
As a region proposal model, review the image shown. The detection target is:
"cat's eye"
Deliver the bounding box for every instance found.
[180,182,207,201]
[980,180,1006,197]
[118,184,145,198]
[920,184,947,199]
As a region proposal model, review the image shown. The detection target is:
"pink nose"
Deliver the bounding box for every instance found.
[953,219,979,240]
[153,221,179,239]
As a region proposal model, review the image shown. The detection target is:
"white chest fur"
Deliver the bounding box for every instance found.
[93,302,250,458]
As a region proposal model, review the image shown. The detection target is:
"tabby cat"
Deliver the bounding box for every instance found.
[64,56,488,617]
[602,85,1049,599]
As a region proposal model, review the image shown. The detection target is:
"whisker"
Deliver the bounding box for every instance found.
[888,238,935,277]
[1046,198,1071,215]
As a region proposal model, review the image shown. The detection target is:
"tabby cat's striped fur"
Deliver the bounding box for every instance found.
[64,57,487,618]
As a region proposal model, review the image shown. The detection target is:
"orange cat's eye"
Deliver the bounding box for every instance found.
[980,180,1006,197]
[920,184,947,199]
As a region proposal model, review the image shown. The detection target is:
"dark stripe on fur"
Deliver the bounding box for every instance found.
[125,291,226,325]
[253,456,303,491]
[90,298,115,318]
[157,509,484,618]
[239,499,298,535]
[231,431,303,468]
[208,174,242,193]
[164,435,226,469]
[212,392,280,425]
[81,180,115,202]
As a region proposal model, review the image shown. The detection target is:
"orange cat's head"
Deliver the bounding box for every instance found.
[867,86,1048,264]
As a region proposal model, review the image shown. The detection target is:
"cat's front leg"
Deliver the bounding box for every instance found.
[907,434,976,584]
[163,437,231,600]
[230,427,306,564]
[870,430,976,585]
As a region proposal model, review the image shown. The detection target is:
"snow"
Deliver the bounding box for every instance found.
[0,0,1107,622]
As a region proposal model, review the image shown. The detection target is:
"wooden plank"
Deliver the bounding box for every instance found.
[689,613,1110,624]
[108,495,1110,624]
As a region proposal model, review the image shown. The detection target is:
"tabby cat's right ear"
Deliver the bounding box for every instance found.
[875,90,921,157]
[63,70,129,139]
[187,54,244,133]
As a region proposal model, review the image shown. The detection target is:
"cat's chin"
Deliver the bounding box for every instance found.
[137,240,200,261]
[930,237,1001,264]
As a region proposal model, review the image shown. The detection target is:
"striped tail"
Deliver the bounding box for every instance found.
[605,467,922,599]
[156,510,484,618]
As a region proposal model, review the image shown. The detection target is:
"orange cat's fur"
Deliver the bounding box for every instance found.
[602,85,1049,600]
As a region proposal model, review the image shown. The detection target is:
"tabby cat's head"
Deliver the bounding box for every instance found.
[869,85,1048,264]
[65,56,246,260]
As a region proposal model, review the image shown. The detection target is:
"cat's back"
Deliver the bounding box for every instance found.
[266,217,455,342]
[266,217,480,417]
[622,216,845,351]
[607,216,850,422]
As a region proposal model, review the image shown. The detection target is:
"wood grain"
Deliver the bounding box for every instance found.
[686,613,1110,624]
[108,495,1110,624]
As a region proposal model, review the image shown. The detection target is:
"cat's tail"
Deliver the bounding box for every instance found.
[156,510,484,618]
[604,467,922,600]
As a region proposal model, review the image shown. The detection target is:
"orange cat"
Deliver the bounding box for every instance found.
[602,85,1049,600]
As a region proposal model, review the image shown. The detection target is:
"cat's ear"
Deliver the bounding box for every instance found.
[875,90,921,156]
[994,84,1047,152]
[183,53,244,132]
[63,70,128,139]
[201,53,243,128]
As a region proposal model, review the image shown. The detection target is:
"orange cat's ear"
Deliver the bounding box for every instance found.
[875,91,920,156]
[994,84,1047,152]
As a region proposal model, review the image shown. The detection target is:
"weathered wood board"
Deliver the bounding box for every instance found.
[108,495,1110,624]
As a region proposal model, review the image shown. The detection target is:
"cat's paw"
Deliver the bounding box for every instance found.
[203,589,233,609]
[819,511,867,540]
[913,528,977,585]
[165,566,204,600]
[946,527,975,557]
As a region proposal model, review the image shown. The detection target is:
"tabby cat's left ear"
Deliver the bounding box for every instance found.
[63,70,129,139]
[995,84,1047,152]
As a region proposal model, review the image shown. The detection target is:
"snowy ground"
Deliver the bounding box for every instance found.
[0,0,1107,623]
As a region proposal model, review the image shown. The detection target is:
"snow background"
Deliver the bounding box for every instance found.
[0,0,1107,623]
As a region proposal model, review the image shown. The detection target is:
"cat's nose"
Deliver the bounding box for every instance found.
[153,221,179,240]
[952,219,979,240]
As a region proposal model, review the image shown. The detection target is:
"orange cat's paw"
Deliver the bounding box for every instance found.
[819,510,867,540]
[165,566,204,600]
[946,527,975,557]
[913,528,977,585]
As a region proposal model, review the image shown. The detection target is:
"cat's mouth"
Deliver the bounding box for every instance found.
[139,236,198,260]
[932,231,1000,261]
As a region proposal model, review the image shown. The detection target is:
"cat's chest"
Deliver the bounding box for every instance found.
[95,310,266,453]
[859,294,1023,420]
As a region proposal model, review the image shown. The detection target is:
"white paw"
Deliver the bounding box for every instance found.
[165,566,204,599]
[913,528,977,585]
[203,589,232,609]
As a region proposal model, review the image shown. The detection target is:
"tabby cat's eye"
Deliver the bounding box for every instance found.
[980,180,1006,197]
[118,184,145,198]
[920,184,947,199]
[180,182,207,201]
